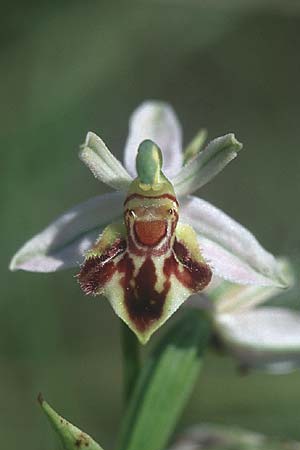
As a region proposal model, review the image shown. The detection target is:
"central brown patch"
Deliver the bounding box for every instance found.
[134,220,167,246]
[117,254,170,332]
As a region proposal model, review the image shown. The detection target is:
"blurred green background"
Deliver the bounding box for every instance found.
[1,1,300,449]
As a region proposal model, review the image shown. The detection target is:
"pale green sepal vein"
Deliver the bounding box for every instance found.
[117,310,211,450]
[38,394,104,450]
[174,133,243,197]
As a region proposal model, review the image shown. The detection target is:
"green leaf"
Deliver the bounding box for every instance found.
[38,394,104,450]
[117,310,211,450]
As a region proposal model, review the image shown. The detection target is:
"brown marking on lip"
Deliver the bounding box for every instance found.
[117,239,211,334]
[134,220,167,246]
[78,231,211,335]
[117,254,170,332]
[77,238,126,295]
[164,239,212,292]
[124,193,178,206]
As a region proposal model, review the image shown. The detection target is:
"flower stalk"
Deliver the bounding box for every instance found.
[121,322,140,404]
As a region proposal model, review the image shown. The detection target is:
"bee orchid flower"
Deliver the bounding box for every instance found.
[206,263,300,373]
[10,101,290,344]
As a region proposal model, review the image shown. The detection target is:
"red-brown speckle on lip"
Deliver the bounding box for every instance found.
[77,239,126,294]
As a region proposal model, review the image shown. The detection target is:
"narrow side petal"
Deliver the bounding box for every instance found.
[180,196,288,287]
[173,134,242,197]
[10,192,124,272]
[123,101,183,178]
[183,128,207,165]
[215,307,300,372]
[80,132,133,191]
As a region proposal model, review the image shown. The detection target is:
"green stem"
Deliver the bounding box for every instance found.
[121,322,140,405]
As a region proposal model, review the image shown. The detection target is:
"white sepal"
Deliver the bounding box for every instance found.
[180,195,288,287]
[215,307,300,372]
[123,101,183,178]
[10,192,124,272]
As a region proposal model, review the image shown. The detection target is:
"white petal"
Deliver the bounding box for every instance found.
[200,238,284,287]
[215,282,281,314]
[210,260,294,314]
[216,307,300,372]
[80,132,133,191]
[169,424,292,450]
[10,192,124,272]
[173,134,242,197]
[187,275,283,313]
[123,101,183,178]
[180,196,288,287]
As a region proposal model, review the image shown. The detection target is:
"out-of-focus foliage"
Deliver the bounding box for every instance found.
[1,1,300,450]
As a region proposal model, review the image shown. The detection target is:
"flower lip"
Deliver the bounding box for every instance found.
[134,220,167,246]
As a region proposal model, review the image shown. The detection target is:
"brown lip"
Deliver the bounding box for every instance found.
[134,220,167,246]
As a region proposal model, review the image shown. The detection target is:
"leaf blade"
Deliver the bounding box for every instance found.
[39,394,104,450]
[118,310,211,450]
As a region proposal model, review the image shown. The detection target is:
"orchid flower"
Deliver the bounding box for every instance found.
[205,262,300,373]
[10,101,290,344]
